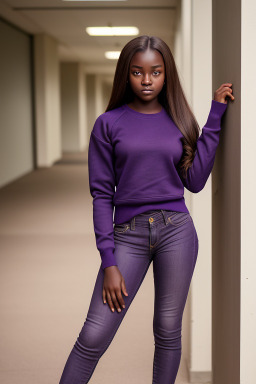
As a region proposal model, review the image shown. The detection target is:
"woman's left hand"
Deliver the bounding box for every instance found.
[214,83,235,104]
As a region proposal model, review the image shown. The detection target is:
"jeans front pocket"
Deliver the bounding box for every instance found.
[113,223,130,233]
[167,212,191,227]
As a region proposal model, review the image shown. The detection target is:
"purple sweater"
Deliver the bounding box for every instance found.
[88,100,227,270]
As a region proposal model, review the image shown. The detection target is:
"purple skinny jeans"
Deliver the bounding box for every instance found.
[59,209,198,384]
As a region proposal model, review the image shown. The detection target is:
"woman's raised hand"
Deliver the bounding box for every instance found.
[214,83,235,104]
[102,266,129,313]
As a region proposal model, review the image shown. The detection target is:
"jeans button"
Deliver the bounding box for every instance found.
[149,217,154,223]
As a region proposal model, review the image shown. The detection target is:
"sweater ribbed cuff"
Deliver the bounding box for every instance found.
[204,99,228,131]
[211,99,228,117]
[100,248,118,271]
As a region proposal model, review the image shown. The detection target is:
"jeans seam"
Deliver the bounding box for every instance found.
[167,215,191,227]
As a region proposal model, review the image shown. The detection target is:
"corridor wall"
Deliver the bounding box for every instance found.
[0,18,34,188]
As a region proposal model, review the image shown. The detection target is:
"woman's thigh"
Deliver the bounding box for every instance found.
[152,214,198,325]
[77,224,152,352]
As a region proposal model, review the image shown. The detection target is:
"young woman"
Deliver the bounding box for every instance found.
[59,35,234,384]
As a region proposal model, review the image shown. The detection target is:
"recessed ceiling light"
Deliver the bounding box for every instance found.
[86,26,139,36]
[62,0,127,2]
[105,51,121,59]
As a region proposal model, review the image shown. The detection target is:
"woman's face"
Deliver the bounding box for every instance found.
[128,49,165,103]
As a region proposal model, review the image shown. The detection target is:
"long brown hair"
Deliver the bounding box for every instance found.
[105,35,200,179]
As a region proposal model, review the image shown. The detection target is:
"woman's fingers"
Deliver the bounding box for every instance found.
[121,279,129,297]
[221,88,235,101]
[226,91,235,100]
[103,270,128,313]
[214,83,235,103]
[102,288,106,304]
[221,82,232,88]
[106,290,115,312]
[218,83,232,90]
[116,289,126,309]
[105,288,127,312]
[106,289,121,312]
[111,290,122,312]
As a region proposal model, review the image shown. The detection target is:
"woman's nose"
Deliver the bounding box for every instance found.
[142,74,152,84]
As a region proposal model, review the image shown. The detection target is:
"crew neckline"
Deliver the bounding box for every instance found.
[123,103,165,118]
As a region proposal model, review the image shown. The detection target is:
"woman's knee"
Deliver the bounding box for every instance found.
[153,316,182,350]
[75,318,109,358]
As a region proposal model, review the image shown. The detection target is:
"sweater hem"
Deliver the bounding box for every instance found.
[114,193,185,204]
[114,197,189,224]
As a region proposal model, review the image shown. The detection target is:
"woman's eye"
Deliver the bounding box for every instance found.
[132,70,161,76]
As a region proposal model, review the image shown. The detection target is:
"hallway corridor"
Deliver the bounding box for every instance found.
[0,158,195,384]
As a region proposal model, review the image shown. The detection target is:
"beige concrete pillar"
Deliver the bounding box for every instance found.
[212,1,256,383]
[34,34,61,166]
[60,62,87,152]
[84,65,115,148]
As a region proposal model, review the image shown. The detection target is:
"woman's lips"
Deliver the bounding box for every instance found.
[141,89,153,93]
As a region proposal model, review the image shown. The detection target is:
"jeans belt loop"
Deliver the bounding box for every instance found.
[160,209,169,226]
[130,216,135,231]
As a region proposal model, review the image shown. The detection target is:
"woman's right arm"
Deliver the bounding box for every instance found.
[88,115,128,312]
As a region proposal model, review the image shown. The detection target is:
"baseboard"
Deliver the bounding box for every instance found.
[189,370,212,383]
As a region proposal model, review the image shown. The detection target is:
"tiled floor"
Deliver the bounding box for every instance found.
[0,156,197,384]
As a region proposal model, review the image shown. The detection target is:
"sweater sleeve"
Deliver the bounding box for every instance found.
[88,115,118,271]
[178,99,228,193]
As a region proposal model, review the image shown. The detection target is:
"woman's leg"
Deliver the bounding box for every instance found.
[58,224,152,384]
[152,213,199,384]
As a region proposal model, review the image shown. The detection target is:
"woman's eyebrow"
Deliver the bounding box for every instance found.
[131,64,163,68]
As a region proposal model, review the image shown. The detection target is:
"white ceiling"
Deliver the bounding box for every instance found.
[0,0,179,63]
